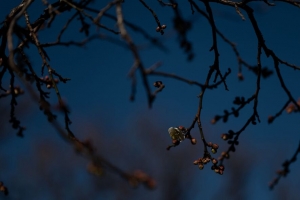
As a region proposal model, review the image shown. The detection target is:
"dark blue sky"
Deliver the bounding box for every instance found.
[1,1,299,199]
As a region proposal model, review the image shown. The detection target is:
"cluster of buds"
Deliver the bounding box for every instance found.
[207,142,219,154]
[6,85,24,97]
[193,156,225,175]
[194,156,211,170]
[220,129,235,141]
[153,81,163,88]
[219,151,230,160]
[211,164,225,175]
[156,24,167,32]
[41,75,59,89]
[130,170,156,189]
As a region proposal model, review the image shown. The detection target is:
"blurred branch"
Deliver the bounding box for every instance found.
[1,0,300,194]
[84,7,168,52]
[157,0,178,8]
[61,0,119,34]
[116,2,157,108]
[269,141,300,190]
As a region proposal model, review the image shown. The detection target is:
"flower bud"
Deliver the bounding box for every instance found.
[211,148,217,154]
[191,138,197,145]
[198,164,204,170]
[212,143,219,149]
[212,158,218,165]
[172,139,180,145]
[221,152,229,158]
[238,72,244,80]
[221,134,228,140]
[268,115,274,123]
[153,81,162,87]
[202,157,210,164]
[219,165,225,170]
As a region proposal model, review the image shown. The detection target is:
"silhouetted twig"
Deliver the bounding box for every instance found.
[269,141,300,190]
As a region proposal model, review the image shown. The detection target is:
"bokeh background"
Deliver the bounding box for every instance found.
[0,1,299,199]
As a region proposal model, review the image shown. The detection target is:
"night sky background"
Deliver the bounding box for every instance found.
[0,1,300,199]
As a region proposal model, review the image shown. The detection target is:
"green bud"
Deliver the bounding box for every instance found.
[211,148,217,154]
